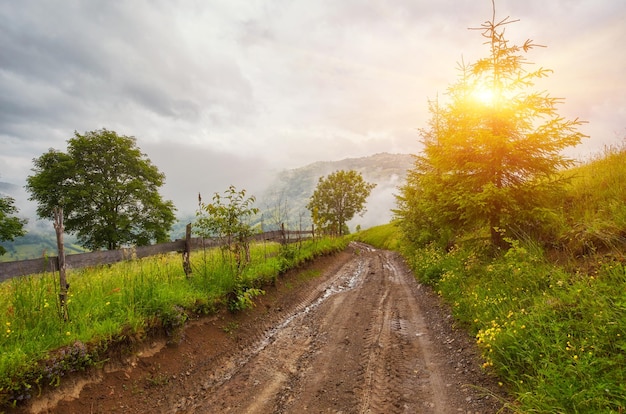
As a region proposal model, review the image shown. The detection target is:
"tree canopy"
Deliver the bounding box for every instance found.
[0,193,27,255]
[307,170,376,236]
[26,129,176,250]
[396,4,587,248]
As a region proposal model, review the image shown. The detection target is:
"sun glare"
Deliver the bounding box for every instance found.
[472,86,495,106]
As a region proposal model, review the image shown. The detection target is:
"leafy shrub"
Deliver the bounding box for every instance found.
[227,287,265,313]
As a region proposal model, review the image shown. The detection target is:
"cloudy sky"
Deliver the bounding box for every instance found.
[1,0,625,218]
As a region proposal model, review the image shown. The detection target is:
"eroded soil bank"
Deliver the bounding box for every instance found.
[16,243,509,413]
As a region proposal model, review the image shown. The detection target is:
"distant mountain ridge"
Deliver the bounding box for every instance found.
[1,153,414,261]
[257,152,413,231]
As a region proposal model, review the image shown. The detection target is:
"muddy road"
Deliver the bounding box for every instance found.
[28,243,508,413]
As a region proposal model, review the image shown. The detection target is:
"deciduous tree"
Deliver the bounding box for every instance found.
[0,193,27,255]
[396,3,586,248]
[307,170,375,236]
[26,129,176,250]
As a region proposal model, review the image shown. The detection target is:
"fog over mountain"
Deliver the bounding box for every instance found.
[1,153,412,259]
[256,152,413,231]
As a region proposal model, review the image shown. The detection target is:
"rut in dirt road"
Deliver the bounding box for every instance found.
[183,243,504,414]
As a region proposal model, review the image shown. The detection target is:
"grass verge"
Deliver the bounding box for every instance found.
[0,236,347,408]
[356,224,626,412]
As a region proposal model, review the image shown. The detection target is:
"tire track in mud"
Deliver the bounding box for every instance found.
[40,243,507,414]
[355,248,443,413]
[186,243,463,413]
[183,244,372,413]
[356,253,395,414]
[358,253,404,414]
[378,250,449,413]
[178,251,356,385]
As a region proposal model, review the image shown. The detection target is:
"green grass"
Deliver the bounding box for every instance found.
[557,144,626,258]
[351,222,403,250]
[0,236,347,407]
[402,239,626,413]
[380,145,626,413]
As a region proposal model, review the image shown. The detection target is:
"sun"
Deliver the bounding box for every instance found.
[472,85,495,106]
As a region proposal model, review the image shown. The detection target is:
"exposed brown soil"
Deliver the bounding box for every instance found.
[14,242,510,413]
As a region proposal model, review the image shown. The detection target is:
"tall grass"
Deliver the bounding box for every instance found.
[380,145,626,413]
[402,239,626,413]
[558,143,626,257]
[0,236,347,407]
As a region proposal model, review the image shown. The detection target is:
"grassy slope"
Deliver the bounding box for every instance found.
[558,146,626,260]
[0,237,347,408]
[355,146,626,413]
[0,232,85,263]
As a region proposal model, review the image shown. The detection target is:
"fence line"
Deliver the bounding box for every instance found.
[0,226,314,282]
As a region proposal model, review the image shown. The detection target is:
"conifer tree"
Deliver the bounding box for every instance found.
[396,2,587,248]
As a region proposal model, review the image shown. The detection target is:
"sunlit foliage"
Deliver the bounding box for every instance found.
[396,4,587,248]
[195,185,259,273]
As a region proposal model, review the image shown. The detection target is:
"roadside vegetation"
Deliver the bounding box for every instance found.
[356,144,626,413]
[0,236,347,408]
[1,2,622,412]
[366,3,625,411]
[307,169,376,236]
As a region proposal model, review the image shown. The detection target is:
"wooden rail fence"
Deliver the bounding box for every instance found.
[0,226,313,282]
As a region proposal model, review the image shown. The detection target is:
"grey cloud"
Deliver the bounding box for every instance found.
[1,0,259,135]
[0,0,623,225]
[237,18,275,48]
[142,141,274,215]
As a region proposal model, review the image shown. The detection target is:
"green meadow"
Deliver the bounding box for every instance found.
[0,237,347,408]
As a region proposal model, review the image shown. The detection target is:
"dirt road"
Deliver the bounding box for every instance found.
[27,243,508,413]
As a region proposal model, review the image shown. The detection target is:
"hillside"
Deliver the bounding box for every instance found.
[256,152,413,231]
[1,153,413,260]
[557,146,626,258]
[0,220,85,262]
[178,152,413,237]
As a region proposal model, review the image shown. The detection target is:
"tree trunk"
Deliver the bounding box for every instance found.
[489,210,508,250]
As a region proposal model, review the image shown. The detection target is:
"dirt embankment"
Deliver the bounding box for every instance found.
[18,242,509,414]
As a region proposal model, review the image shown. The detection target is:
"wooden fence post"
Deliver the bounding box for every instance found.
[183,223,192,277]
[281,223,286,245]
[53,207,69,322]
